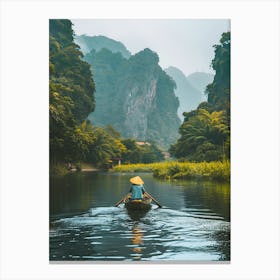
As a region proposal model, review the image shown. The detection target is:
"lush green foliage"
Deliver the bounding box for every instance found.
[49,20,95,123]
[50,21,229,176]
[83,124,163,167]
[206,32,230,115]
[170,109,229,161]
[49,19,95,164]
[49,162,69,176]
[112,161,230,182]
[121,139,163,164]
[170,32,230,162]
[49,21,164,171]
[79,122,126,168]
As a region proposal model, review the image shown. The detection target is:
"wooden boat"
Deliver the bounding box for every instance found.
[124,194,152,211]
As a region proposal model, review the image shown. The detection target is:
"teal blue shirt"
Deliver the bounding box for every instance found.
[130,184,145,200]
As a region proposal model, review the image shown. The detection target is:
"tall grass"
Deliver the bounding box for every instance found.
[112,163,155,173]
[112,161,230,182]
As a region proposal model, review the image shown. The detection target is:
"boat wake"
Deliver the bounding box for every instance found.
[50,205,230,261]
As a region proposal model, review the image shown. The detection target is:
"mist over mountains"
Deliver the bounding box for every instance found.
[187,72,214,96]
[74,34,213,147]
[165,67,214,121]
[75,35,131,58]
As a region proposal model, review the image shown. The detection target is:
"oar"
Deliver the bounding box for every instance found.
[145,191,162,208]
[115,193,130,207]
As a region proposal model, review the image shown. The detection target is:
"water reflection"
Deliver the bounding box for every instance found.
[127,209,149,260]
[210,227,231,260]
[130,223,144,260]
[126,208,150,221]
[50,172,230,261]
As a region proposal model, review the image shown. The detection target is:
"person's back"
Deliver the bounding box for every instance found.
[129,176,146,200]
[130,184,145,200]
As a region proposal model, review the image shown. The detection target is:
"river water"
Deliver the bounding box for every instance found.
[49,172,230,262]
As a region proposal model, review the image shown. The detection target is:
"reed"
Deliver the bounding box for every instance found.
[112,161,230,182]
[112,163,155,173]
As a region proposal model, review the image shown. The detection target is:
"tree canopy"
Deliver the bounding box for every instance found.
[206,32,230,117]
[170,32,230,162]
[49,19,96,164]
[49,20,164,170]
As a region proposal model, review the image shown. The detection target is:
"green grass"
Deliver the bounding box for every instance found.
[112,161,230,182]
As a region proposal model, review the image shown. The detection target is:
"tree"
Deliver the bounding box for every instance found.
[49,88,76,163]
[170,109,229,161]
[120,139,163,164]
[170,32,231,162]
[49,19,95,164]
[86,126,126,168]
[49,20,95,123]
[206,32,230,117]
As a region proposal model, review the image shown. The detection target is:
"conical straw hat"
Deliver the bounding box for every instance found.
[130,176,144,185]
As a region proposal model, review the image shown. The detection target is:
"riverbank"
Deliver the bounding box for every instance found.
[70,163,99,172]
[50,163,99,176]
[112,161,230,182]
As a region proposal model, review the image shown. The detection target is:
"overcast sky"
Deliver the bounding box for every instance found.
[72,19,230,76]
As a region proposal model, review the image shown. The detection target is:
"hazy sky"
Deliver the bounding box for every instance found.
[72,19,230,76]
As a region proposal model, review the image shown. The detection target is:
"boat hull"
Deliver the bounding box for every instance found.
[124,197,152,211]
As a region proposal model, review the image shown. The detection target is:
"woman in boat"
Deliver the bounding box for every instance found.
[129,176,146,200]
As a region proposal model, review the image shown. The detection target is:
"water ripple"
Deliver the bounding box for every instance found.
[50,205,230,261]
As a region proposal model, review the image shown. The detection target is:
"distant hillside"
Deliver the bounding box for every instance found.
[187,72,214,97]
[165,67,202,121]
[75,35,131,58]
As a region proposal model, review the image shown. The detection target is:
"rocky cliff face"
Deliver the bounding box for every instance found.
[124,78,157,139]
[84,47,180,149]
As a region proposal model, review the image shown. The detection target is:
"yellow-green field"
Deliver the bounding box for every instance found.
[112,161,230,182]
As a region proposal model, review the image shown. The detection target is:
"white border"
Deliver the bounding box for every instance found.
[0,0,279,279]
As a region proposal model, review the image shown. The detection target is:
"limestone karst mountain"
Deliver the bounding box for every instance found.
[83,47,180,149]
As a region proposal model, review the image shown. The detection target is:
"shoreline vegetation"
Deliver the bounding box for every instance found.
[50,163,99,176]
[49,21,231,183]
[112,161,230,182]
[51,160,230,182]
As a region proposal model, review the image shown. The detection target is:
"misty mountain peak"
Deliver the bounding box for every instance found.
[75,34,131,58]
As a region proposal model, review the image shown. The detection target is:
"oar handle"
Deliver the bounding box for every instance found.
[115,193,130,207]
[145,192,162,208]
